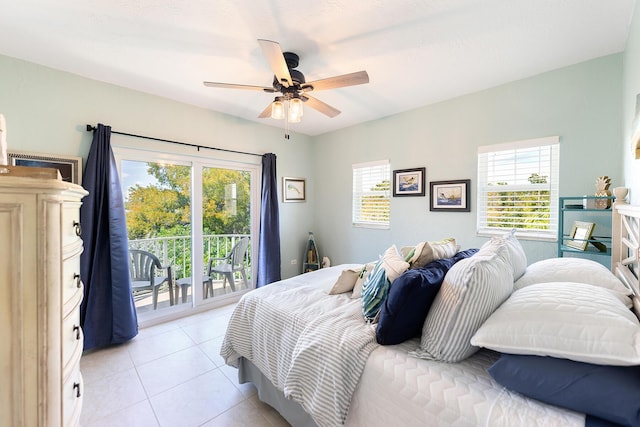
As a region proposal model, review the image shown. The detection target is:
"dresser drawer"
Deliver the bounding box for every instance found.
[63,365,83,427]
[62,308,83,377]
[62,256,83,308]
[62,204,83,247]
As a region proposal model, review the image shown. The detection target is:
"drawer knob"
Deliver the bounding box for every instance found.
[73,382,81,398]
[73,273,82,288]
[73,325,81,340]
[73,221,82,237]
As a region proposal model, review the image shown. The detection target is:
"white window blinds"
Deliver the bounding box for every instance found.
[477,136,560,239]
[352,160,390,229]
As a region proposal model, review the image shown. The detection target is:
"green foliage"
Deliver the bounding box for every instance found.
[360,179,390,223]
[125,184,189,239]
[202,168,251,235]
[528,173,548,184]
[124,163,250,239]
[485,173,551,231]
[486,190,550,230]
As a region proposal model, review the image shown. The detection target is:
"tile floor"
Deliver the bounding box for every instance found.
[80,303,291,427]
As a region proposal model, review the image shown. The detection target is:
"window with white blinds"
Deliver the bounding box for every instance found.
[477,136,560,240]
[352,160,390,229]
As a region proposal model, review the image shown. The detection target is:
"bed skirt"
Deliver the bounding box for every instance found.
[238,357,318,427]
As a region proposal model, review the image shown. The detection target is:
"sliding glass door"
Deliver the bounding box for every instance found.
[115,147,259,322]
[200,166,252,299]
[120,159,193,315]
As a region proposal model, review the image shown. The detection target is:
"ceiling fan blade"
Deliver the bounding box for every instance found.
[257,102,273,119]
[203,81,275,92]
[301,94,341,118]
[302,71,369,92]
[258,39,293,88]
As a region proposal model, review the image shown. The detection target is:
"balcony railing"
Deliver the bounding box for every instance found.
[128,234,251,281]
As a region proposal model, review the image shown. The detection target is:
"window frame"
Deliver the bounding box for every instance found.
[352,160,391,229]
[477,136,560,241]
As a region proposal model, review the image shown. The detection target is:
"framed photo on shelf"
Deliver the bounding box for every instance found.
[566,221,596,251]
[393,167,425,197]
[282,177,306,202]
[429,179,471,212]
[8,151,82,184]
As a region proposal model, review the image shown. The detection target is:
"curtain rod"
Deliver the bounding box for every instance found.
[85,124,263,158]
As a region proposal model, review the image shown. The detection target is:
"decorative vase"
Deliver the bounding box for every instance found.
[594,176,612,209]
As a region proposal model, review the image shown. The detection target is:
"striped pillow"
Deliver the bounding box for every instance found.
[362,245,409,322]
[481,229,527,281]
[409,244,513,362]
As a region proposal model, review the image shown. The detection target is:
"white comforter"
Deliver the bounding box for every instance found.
[221,265,586,427]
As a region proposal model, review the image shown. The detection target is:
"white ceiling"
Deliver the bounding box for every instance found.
[0,0,635,136]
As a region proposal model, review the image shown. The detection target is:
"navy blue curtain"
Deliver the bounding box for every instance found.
[257,153,281,286]
[80,123,138,350]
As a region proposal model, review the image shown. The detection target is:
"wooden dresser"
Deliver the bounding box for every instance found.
[0,167,88,427]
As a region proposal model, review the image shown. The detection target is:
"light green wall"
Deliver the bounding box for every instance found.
[623,3,640,202]
[0,54,315,279]
[312,54,623,265]
[0,51,627,274]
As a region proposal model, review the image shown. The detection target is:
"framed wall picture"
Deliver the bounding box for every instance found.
[393,167,425,197]
[566,221,596,251]
[8,151,82,184]
[430,179,471,212]
[282,177,306,202]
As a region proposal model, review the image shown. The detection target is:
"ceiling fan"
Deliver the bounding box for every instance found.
[203,39,369,131]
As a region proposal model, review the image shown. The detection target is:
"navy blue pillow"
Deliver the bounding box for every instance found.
[375,248,478,345]
[489,354,640,427]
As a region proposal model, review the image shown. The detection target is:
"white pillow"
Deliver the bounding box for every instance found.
[328,267,361,294]
[380,244,410,282]
[481,229,527,281]
[471,282,640,366]
[514,257,630,296]
[406,238,458,269]
[409,243,513,362]
[351,262,376,299]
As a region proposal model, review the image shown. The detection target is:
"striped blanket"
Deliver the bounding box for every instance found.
[220,266,378,427]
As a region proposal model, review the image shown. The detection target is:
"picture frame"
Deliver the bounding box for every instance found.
[566,221,596,251]
[393,167,426,197]
[429,179,471,212]
[8,151,82,184]
[282,177,306,202]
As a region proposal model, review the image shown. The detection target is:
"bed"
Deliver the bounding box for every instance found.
[221,195,640,427]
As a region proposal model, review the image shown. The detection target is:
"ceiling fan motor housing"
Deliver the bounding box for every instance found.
[283,52,299,69]
[272,54,306,94]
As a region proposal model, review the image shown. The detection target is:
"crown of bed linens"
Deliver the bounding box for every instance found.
[471,282,640,366]
[410,243,514,362]
[376,248,479,345]
[489,354,640,427]
[514,257,631,296]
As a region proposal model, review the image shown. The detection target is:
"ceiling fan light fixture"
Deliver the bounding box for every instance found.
[289,97,303,122]
[288,112,301,123]
[271,99,285,120]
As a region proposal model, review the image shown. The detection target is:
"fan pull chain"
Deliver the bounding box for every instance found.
[284,99,291,139]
